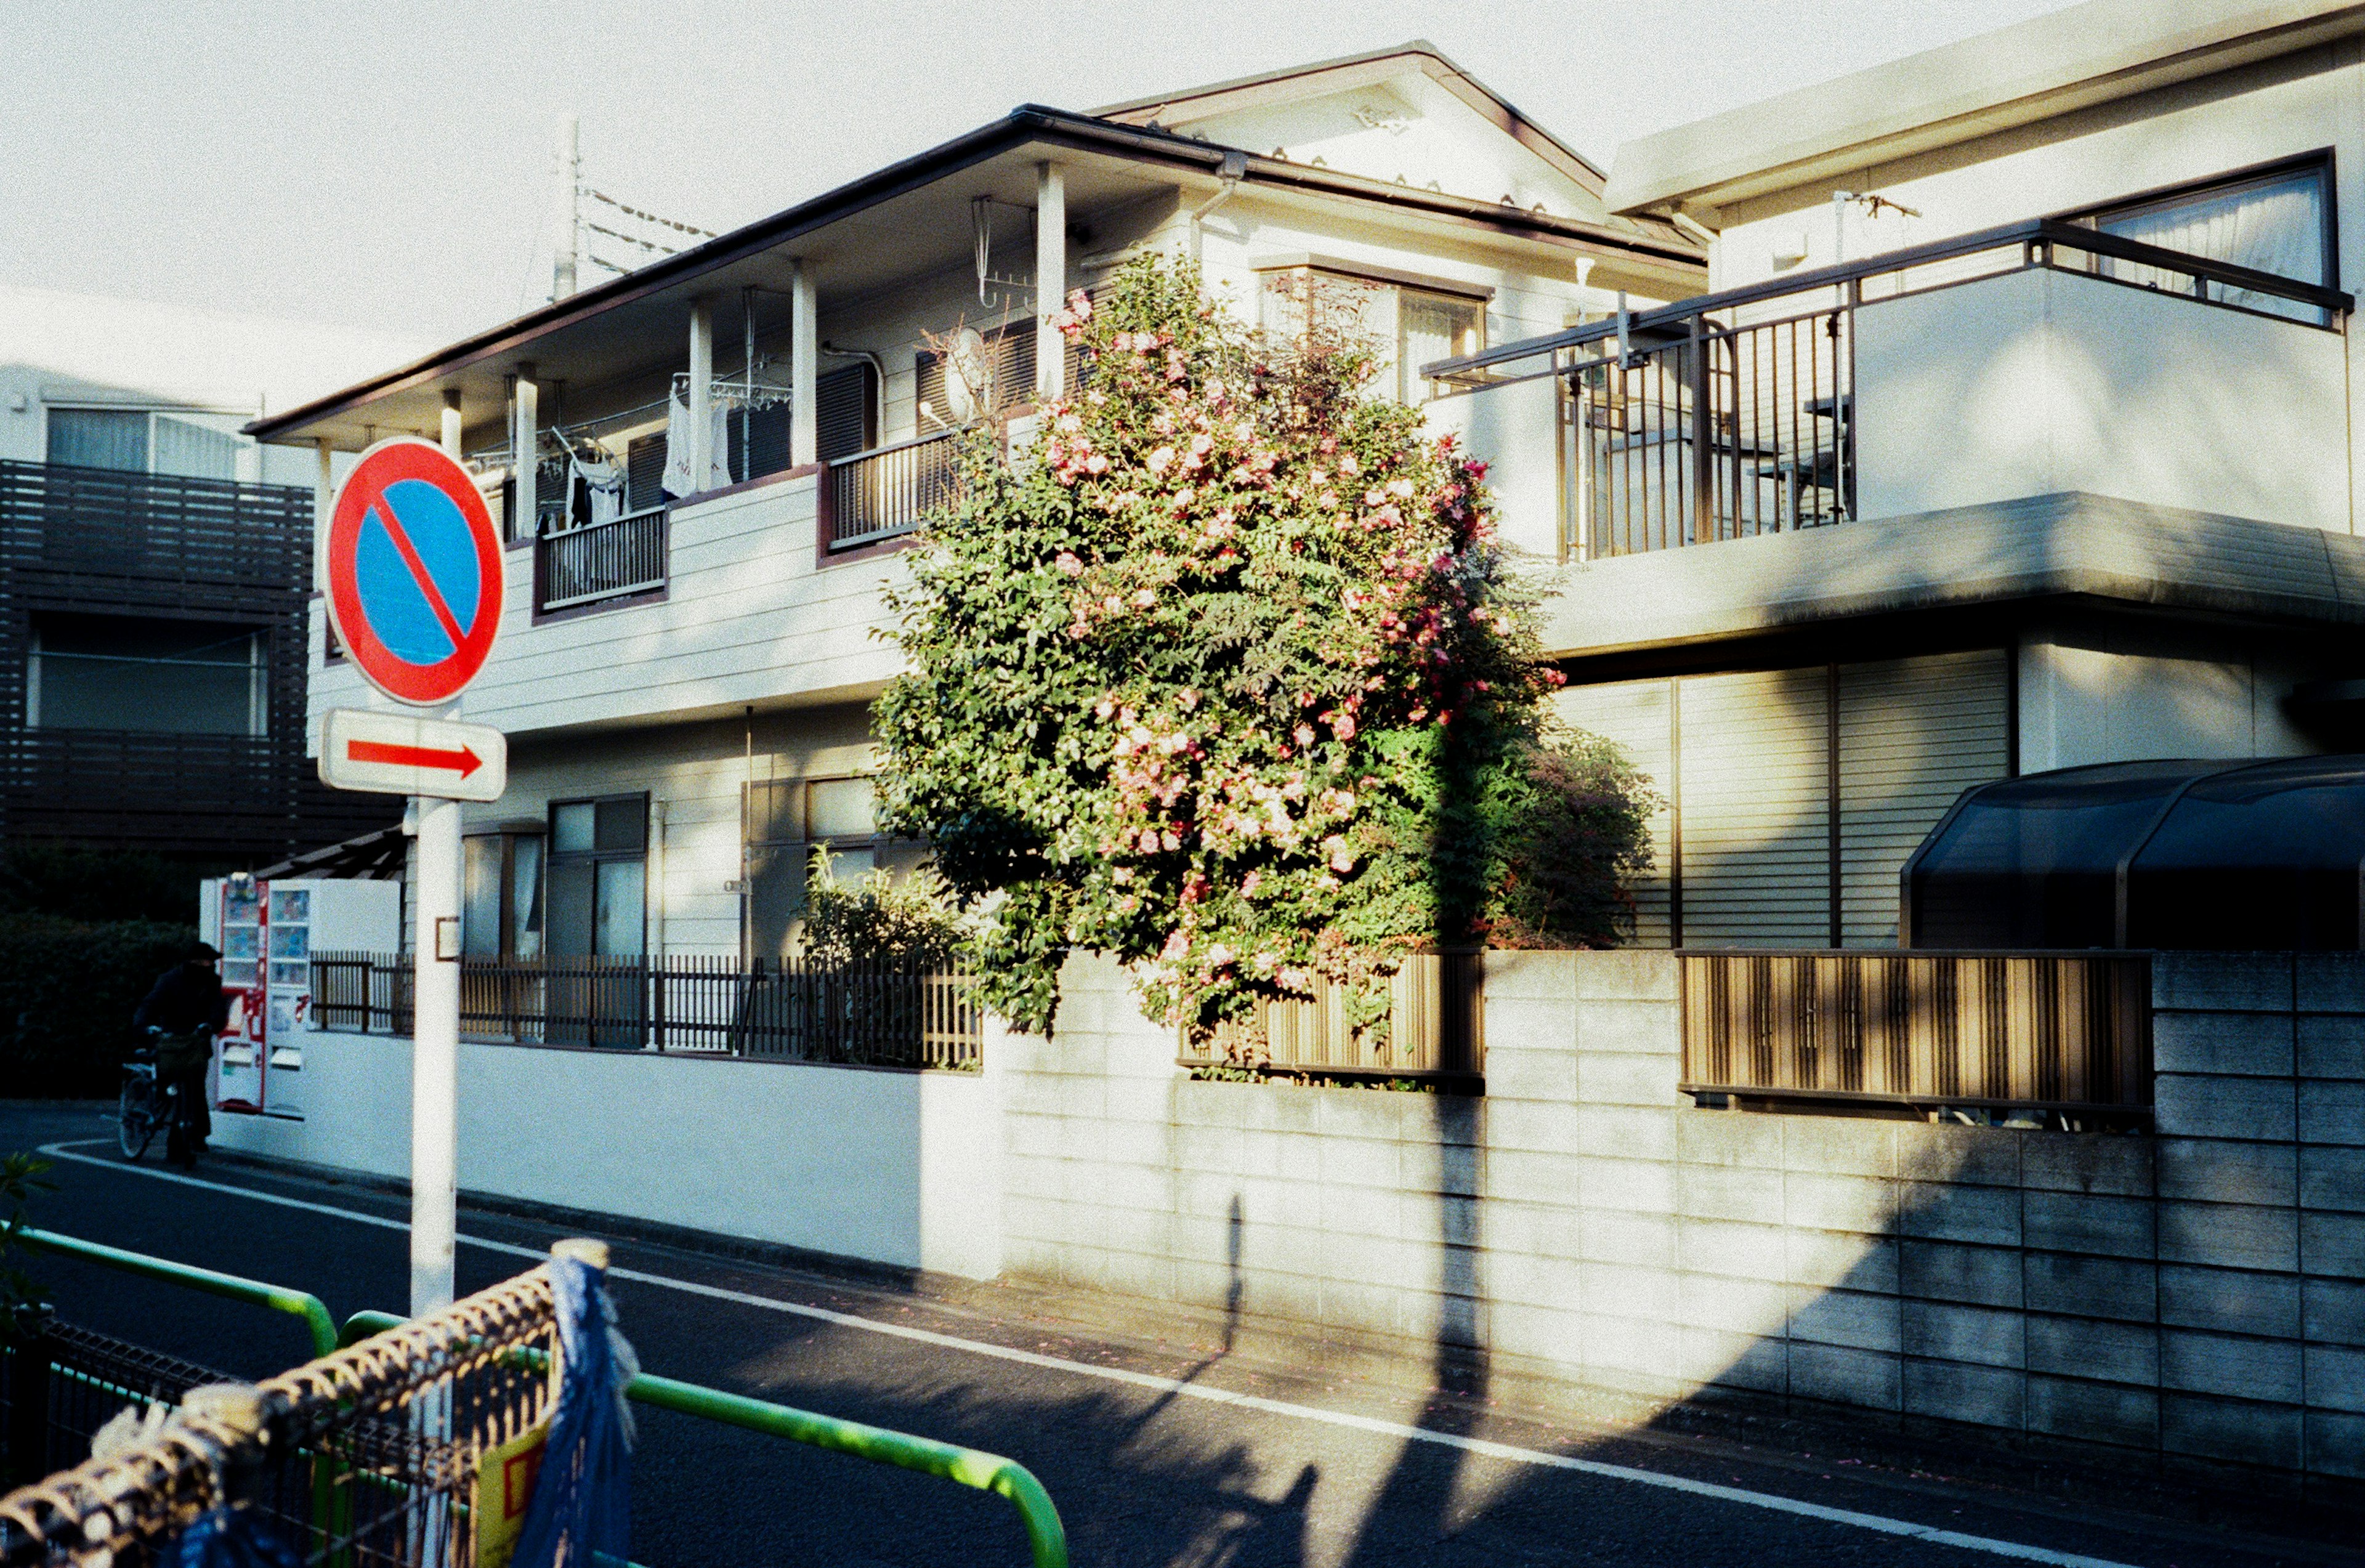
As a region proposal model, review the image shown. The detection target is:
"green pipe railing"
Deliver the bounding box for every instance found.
[14,1227,339,1358]
[342,1310,1068,1568]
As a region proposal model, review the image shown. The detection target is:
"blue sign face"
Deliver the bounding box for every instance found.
[354,478,486,664]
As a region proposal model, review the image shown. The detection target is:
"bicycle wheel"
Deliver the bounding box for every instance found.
[117,1079,159,1160]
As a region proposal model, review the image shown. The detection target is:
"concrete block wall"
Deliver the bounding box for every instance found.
[998,950,2365,1490]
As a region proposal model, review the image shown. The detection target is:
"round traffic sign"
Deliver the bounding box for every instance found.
[323,438,504,706]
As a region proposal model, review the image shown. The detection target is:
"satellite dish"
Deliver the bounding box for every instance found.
[946,327,990,422]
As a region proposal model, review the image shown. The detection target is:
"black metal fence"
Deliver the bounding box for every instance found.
[534,504,668,612]
[824,430,961,549]
[311,952,983,1070]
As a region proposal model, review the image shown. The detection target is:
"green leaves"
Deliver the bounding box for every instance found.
[875,256,1652,1039]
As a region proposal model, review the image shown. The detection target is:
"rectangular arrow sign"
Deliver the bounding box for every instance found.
[320,708,507,802]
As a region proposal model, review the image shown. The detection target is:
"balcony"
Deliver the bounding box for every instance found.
[535,503,669,613]
[1428,218,2353,562]
[822,429,963,552]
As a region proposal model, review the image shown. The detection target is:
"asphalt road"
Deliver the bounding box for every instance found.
[1,1101,2350,1568]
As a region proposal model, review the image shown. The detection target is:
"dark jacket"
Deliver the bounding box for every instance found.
[135,963,230,1039]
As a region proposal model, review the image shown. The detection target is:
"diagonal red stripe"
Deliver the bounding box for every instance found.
[369,498,469,652]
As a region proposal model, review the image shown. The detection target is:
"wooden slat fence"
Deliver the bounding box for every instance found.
[1178,952,1484,1081]
[1679,950,2151,1112]
[311,952,982,1071]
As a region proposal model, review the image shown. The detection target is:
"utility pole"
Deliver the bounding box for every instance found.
[553,115,580,302]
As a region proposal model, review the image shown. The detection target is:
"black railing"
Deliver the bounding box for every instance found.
[1426,217,2354,559]
[310,952,983,1070]
[535,504,667,612]
[824,430,961,549]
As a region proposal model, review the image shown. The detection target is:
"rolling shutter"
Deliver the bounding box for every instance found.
[626,434,667,513]
[1837,650,2010,946]
[1677,667,1832,947]
[815,363,877,461]
[1553,678,1675,946]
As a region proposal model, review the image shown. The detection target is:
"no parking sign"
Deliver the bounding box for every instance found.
[323,437,504,706]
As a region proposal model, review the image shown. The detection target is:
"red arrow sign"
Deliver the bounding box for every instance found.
[347,738,484,778]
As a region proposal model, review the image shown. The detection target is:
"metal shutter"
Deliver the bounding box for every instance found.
[727,404,792,482]
[1677,667,1832,947]
[626,434,667,513]
[815,363,876,462]
[1553,677,1675,946]
[1837,650,2010,946]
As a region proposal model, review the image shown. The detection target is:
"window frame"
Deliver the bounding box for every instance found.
[546,792,650,961]
[740,772,917,961]
[462,826,548,962]
[1251,262,1490,403]
[2061,150,2339,297]
[41,404,257,480]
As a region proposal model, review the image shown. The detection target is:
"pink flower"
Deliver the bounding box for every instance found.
[1132,588,1157,608]
[1054,551,1083,576]
[1066,288,1093,320]
[1331,712,1357,742]
[1085,453,1109,475]
[1138,829,1162,854]
[1147,446,1176,474]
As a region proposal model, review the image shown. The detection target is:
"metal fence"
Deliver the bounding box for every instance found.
[312,952,983,1070]
[1178,952,1485,1083]
[1424,216,2352,560]
[1678,950,2152,1115]
[825,429,961,549]
[535,504,668,612]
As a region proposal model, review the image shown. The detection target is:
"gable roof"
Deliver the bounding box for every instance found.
[1093,41,1607,194]
[1607,0,2365,216]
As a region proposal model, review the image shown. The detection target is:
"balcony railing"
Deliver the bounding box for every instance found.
[823,429,962,551]
[310,952,983,1070]
[1678,950,2151,1117]
[1178,951,1485,1083]
[1427,217,2352,559]
[535,504,667,612]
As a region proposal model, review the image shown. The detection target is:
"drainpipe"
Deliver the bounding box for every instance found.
[1189,150,1248,269]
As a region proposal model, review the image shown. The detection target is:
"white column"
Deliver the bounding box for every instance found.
[440,389,463,458]
[687,297,714,492]
[790,262,818,467]
[312,439,334,594]
[1036,163,1066,402]
[410,793,461,1315]
[552,115,580,302]
[512,366,538,542]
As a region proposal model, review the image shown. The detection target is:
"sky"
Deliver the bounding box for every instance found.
[0,0,2084,347]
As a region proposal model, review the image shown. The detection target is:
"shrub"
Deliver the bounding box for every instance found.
[0,915,196,1097]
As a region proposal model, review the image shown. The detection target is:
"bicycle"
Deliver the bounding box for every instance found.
[116,1045,163,1160]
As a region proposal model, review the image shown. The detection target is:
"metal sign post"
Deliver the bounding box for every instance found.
[318,437,506,1320]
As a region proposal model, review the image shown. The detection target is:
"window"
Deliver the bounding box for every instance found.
[546,796,647,961]
[462,831,546,960]
[46,408,245,479]
[741,775,925,961]
[1256,267,1484,401]
[2076,160,2334,323]
[29,615,264,734]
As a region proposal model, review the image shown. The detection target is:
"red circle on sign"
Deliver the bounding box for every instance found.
[324,438,505,706]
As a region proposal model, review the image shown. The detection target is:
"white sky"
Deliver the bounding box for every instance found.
[0,0,2082,346]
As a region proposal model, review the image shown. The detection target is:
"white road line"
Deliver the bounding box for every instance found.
[39,1142,2141,1568]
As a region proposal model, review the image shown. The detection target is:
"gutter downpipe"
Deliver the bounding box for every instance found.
[1189,150,1248,269]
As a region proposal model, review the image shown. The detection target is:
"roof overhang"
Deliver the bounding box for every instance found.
[251,108,1701,453]
[1606,0,2365,217]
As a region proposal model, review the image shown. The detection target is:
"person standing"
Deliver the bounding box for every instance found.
[134,941,228,1166]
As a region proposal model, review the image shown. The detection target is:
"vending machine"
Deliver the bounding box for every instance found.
[198,875,400,1120]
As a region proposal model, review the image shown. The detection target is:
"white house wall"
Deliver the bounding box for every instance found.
[2017,624,2313,773]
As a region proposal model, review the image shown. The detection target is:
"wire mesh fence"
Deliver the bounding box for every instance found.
[0,1266,560,1568]
[310,952,984,1070]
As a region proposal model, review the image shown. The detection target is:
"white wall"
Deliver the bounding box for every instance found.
[2018,626,2312,771]
[209,1030,1003,1279]
[1854,267,2350,531]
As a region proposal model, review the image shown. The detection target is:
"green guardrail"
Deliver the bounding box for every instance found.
[14,1227,339,1359]
[342,1309,1068,1568]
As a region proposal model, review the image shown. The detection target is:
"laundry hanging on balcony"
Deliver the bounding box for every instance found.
[570,450,624,525]
[659,389,732,499]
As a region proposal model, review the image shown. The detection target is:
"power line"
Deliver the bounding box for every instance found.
[582,187,715,239]
[585,221,675,256]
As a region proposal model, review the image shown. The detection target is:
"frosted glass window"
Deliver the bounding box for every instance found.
[594,860,644,956]
[552,802,596,853]
[2090,166,2331,323]
[153,414,241,480]
[1397,290,1482,401]
[808,778,877,841]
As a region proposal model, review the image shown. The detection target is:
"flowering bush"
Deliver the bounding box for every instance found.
[875,257,1654,1035]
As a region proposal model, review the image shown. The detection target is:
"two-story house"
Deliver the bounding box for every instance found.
[0,285,424,863]
[249,44,1702,968]
[1426,0,2365,949]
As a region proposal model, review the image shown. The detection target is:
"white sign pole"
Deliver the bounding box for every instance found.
[410,793,461,1314]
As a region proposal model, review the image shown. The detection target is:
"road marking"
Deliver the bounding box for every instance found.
[39,1142,2138,1568]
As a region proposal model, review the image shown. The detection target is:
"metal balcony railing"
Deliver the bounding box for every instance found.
[1425,217,2353,560]
[823,429,962,550]
[535,504,667,612]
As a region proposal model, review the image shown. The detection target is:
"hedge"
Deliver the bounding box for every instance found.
[0,915,196,1097]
